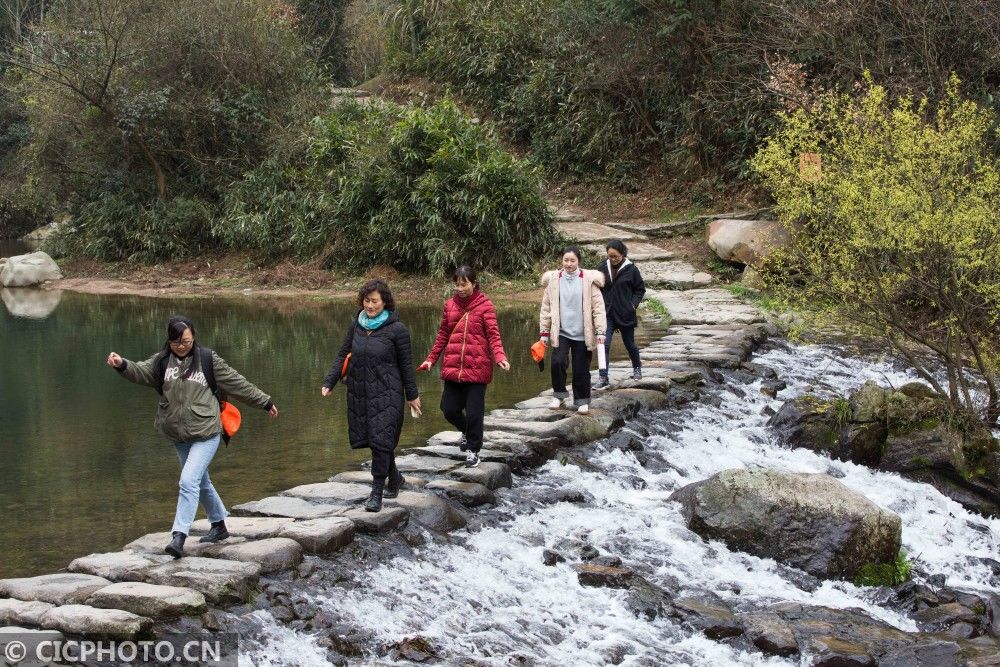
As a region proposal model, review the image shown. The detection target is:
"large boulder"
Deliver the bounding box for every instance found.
[670,468,901,580]
[706,218,790,266]
[0,251,62,287]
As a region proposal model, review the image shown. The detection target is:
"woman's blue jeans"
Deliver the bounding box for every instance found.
[171,433,227,535]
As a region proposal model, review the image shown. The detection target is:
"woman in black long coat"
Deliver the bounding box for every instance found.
[322,280,421,512]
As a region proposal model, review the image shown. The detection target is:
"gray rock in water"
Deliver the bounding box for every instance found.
[279,517,355,554]
[448,462,512,490]
[879,640,962,667]
[338,506,409,533]
[215,537,303,574]
[672,592,742,639]
[0,598,55,626]
[85,582,206,619]
[68,551,171,582]
[39,604,152,640]
[281,482,370,504]
[230,496,345,520]
[623,576,674,620]
[739,612,798,657]
[144,557,261,604]
[574,563,634,589]
[424,479,496,507]
[0,251,62,287]
[670,468,901,580]
[192,517,294,539]
[0,573,111,605]
[384,491,467,533]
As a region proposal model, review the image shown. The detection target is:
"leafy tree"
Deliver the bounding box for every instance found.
[752,76,1000,423]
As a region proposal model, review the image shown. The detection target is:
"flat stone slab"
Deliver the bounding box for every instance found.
[648,289,764,325]
[425,479,496,507]
[408,444,515,465]
[448,462,513,490]
[231,496,345,520]
[479,415,607,445]
[427,431,464,447]
[68,551,172,582]
[384,491,467,533]
[39,604,152,640]
[642,261,713,289]
[191,516,294,539]
[281,482,370,504]
[124,531,247,556]
[606,218,680,233]
[279,517,355,554]
[215,538,303,574]
[489,408,565,422]
[515,395,559,410]
[329,470,428,488]
[584,241,674,261]
[144,557,260,604]
[86,582,206,619]
[0,598,54,626]
[339,506,409,534]
[557,221,647,243]
[0,573,111,605]
[391,454,462,475]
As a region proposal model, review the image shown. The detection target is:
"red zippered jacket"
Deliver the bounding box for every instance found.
[423,289,507,384]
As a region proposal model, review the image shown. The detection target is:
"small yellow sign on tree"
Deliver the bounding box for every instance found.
[799,152,822,181]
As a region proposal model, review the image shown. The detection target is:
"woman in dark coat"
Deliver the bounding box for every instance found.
[322,280,421,512]
[596,239,646,388]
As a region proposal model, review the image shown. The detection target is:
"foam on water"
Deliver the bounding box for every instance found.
[243,342,999,666]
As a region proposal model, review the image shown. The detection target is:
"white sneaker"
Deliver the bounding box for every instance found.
[577,404,589,414]
[548,398,563,409]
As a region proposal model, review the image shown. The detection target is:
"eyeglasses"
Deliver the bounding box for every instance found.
[169,338,194,348]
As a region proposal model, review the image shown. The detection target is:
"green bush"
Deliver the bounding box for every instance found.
[51,194,214,262]
[217,98,560,276]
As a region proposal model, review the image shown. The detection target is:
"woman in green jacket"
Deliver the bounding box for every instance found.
[107,315,278,558]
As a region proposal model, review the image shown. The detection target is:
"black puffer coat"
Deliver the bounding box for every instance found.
[323,311,419,451]
[597,258,646,328]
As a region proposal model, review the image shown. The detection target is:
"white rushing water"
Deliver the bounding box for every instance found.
[244,342,1000,666]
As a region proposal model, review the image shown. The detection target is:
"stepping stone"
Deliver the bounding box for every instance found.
[231,496,344,520]
[145,557,260,604]
[514,395,559,410]
[605,218,682,234]
[549,205,587,222]
[191,517,294,539]
[281,482,370,504]
[86,582,206,619]
[408,444,515,465]
[590,392,643,419]
[68,551,172,582]
[448,462,513,490]
[215,538,303,574]
[0,573,111,605]
[489,408,564,422]
[425,480,496,507]
[279,517,355,554]
[648,289,763,325]
[392,454,462,475]
[329,470,429,488]
[39,604,152,640]
[339,506,409,534]
[557,221,647,243]
[584,241,674,261]
[614,388,670,410]
[427,431,464,447]
[479,415,607,446]
[124,532,247,556]
[641,261,713,289]
[384,491,467,533]
[0,599,54,626]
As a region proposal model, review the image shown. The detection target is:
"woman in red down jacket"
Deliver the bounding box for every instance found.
[419,266,510,468]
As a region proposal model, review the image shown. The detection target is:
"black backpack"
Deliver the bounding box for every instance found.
[153,347,232,443]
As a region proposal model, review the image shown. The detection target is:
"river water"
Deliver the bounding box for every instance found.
[244,343,1000,666]
[0,289,658,577]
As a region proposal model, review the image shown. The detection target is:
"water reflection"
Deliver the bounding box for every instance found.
[1,288,63,319]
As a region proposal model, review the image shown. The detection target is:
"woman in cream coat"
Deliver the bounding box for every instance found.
[539,246,606,413]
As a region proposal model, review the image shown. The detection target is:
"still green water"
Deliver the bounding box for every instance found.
[0,288,655,577]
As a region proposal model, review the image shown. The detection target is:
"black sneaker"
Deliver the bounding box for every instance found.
[457,434,468,451]
[165,531,186,559]
[595,375,610,389]
[198,520,230,543]
[364,483,384,512]
[632,368,642,380]
[384,469,405,499]
[464,451,480,468]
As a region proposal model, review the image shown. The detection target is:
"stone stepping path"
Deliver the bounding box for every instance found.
[641,261,713,289]
[556,220,647,243]
[583,241,674,261]
[0,280,771,642]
